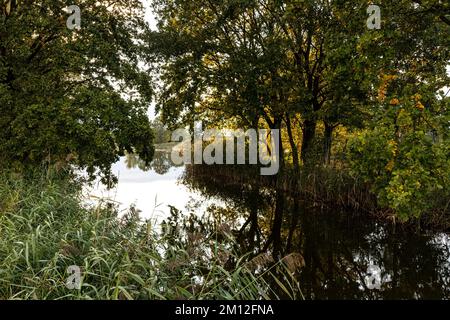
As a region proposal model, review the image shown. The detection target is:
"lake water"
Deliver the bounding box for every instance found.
[85,156,223,224]
[84,153,450,300]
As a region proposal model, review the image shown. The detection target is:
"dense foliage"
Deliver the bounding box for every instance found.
[149,0,449,219]
[0,0,449,302]
[0,0,155,182]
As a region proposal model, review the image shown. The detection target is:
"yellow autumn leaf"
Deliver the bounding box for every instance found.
[386,160,395,172]
[5,1,11,15]
[390,98,400,106]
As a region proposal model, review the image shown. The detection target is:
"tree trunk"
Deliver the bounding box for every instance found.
[301,119,317,164]
[271,117,284,259]
[285,115,300,176]
[285,115,300,253]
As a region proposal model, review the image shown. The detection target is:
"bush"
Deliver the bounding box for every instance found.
[348,125,449,221]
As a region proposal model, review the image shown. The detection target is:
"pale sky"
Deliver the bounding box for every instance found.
[141,1,158,120]
[143,0,157,30]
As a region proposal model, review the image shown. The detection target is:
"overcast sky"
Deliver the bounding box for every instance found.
[143,1,157,30]
[142,1,157,119]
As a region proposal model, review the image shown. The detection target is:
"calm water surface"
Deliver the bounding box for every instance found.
[85,154,450,300]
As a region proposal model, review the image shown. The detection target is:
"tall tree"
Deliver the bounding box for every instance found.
[348,0,449,219]
[150,0,374,166]
[0,0,155,182]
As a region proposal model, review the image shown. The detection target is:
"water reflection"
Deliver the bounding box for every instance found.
[86,149,219,220]
[181,164,450,300]
[126,149,174,175]
[92,151,450,299]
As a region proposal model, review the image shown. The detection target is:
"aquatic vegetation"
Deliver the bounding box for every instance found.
[0,170,301,300]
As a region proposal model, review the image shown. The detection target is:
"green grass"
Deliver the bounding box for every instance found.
[0,169,301,300]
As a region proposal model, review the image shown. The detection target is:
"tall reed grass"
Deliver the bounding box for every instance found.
[0,170,301,300]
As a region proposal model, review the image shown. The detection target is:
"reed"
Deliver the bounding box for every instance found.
[0,169,301,300]
[184,164,377,211]
[184,164,449,231]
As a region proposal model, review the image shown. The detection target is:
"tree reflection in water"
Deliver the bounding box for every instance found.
[122,154,450,299]
[178,164,450,300]
[126,146,179,175]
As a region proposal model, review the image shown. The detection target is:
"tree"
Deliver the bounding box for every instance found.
[149,0,377,168]
[348,0,450,219]
[151,116,172,144]
[0,0,155,183]
[150,0,449,220]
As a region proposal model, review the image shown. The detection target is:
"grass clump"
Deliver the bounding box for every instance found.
[0,170,301,300]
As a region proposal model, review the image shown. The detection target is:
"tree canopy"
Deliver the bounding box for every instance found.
[0,0,448,218]
[0,0,155,182]
[149,0,449,219]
